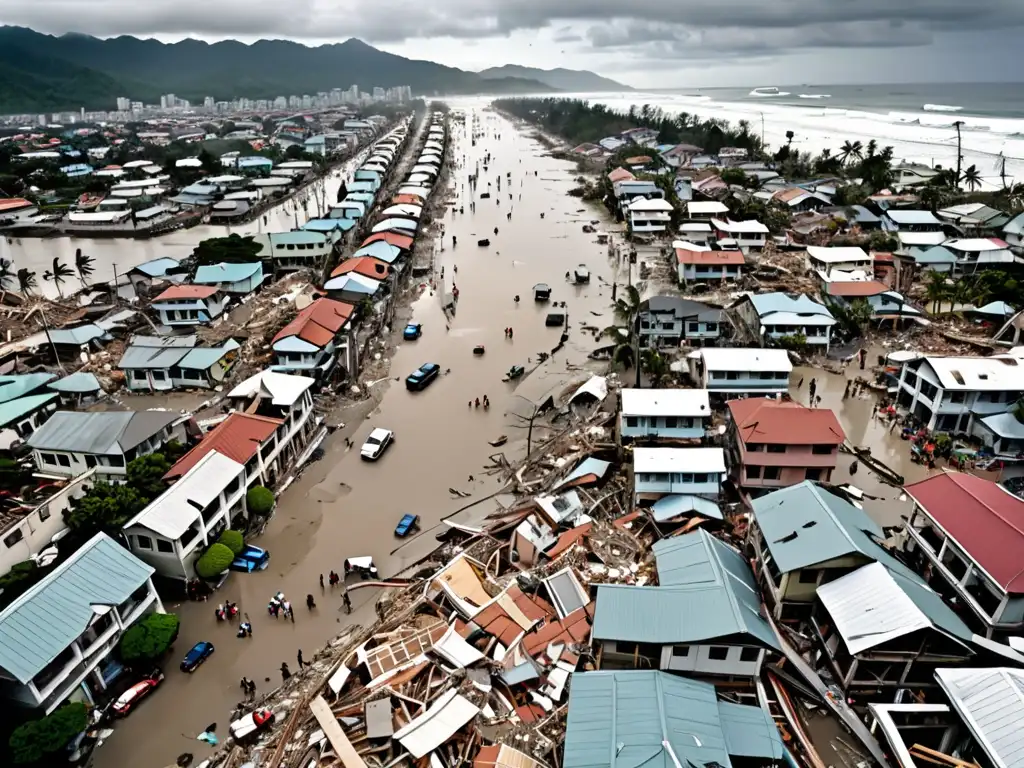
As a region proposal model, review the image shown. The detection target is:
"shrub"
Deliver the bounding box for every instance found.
[9,701,89,764]
[218,529,245,556]
[246,486,274,517]
[118,612,180,662]
[195,543,234,579]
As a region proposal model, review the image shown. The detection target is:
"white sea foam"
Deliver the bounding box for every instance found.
[799,94,831,99]
[923,103,964,112]
[749,87,791,97]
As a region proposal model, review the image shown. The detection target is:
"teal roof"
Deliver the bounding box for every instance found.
[345,192,375,204]
[564,671,783,768]
[0,393,59,427]
[0,533,155,684]
[48,372,102,394]
[129,257,180,277]
[751,482,915,577]
[178,340,240,370]
[594,530,779,650]
[269,230,327,246]
[194,262,262,285]
[0,374,57,404]
[353,241,401,263]
[303,218,355,232]
[910,246,958,265]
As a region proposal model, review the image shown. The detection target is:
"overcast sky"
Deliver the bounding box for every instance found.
[4,0,1022,88]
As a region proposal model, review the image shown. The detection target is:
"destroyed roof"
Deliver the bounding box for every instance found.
[27,409,180,454]
[816,562,973,654]
[228,370,315,407]
[935,667,1024,768]
[726,399,845,446]
[47,372,102,394]
[750,481,902,573]
[555,457,612,491]
[594,530,779,650]
[563,671,783,768]
[165,412,281,479]
[904,471,1024,593]
[129,257,180,277]
[152,284,220,301]
[471,584,554,646]
[475,743,544,768]
[361,620,448,680]
[650,494,722,522]
[394,689,479,759]
[0,373,57,404]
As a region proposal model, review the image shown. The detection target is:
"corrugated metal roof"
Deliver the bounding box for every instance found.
[650,494,722,522]
[564,671,781,768]
[0,532,154,684]
[166,412,281,479]
[0,373,57,404]
[129,257,180,277]
[178,340,239,370]
[751,481,896,573]
[119,343,191,369]
[228,370,314,406]
[621,388,709,417]
[394,689,479,758]
[27,410,179,453]
[353,242,402,264]
[594,530,779,650]
[268,230,328,246]
[153,284,219,301]
[936,667,1024,768]
[193,262,262,285]
[749,292,835,321]
[48,372,102,394]
[0,393,59,427]
[817,562,972,655]
[46,324,109,346]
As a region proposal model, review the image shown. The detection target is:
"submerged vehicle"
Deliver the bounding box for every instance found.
[534,283,551,301]
[345,556,379,579]
[403,323,422,340]
[230,545,270,573]
[574,265,590,284]
[503,365,525,382]
[360,427,394,460]
[406,362,441,391]
[180,641,215,673]
[395,513,420,537]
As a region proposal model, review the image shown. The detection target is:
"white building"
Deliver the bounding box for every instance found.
[734,292,837,351]
[151,285,229,326]
[710,218,769,252]
[805,246,873,276]
[0,533,162,713]
[685,201,729,220]
[627,197,673,234]
[620,388,710,443]
[685,347,793,395]
[633,447,726,502]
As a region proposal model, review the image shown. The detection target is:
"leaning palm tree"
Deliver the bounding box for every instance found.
[0,257,12,290]
[962,165,982,192]
[16,268,37,294]
[611,284,643,328]
[865,139,878,158]
[42,257,73,298]
[74,248,95,287]
[837,140,855,165]
[924,270,950,314]
[600,326,636,369]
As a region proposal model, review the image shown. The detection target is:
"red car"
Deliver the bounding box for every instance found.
[111,675,163,717]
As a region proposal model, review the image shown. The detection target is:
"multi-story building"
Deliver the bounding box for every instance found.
[686,347,793,396]
[633,447,726,503]
[733,292,837,351]
[619,388,710,442]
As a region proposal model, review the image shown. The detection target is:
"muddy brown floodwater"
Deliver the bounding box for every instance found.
[94,106,631,768]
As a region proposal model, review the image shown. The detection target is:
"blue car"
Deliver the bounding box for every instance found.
[403,323,422,340]
[395,514,420,537]
[406,362,441,391]
[180,641,215,673]
[229,545,270,573]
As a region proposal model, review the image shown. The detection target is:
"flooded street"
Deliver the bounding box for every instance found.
[95,107,629,768]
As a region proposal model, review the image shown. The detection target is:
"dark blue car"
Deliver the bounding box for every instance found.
[395,513,420,537]
[180,641,214,673]
[403,323,422,340]
[229,545,271,573]
[406,362,440,391]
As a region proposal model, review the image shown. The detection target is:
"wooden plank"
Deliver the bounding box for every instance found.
[311,694,371,768]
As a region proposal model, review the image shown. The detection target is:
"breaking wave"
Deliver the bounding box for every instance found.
[923,103,963,112]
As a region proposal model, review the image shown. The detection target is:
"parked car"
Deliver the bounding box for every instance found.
[230,708,275,744]
[403,323,422,340]
[360,428,394,460]
[395,513,420,537]
[110,674,163,717]
[180,641,215,672]
[229,545,271,573]
[405,362,441,391]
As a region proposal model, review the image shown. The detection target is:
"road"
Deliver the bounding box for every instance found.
[94,105,629,768]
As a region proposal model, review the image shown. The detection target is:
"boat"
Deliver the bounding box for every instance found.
[534,283,551,301]
[477,238,490,247]
[503,365,525,382]
[473,345,486,355]
[488,435,508,447]
[574,265,590,284]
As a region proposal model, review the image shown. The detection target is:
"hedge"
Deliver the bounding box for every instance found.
[9,701,89,764]
[195,542,234,579]
[246,486,274,517]
[118,612,180,662]
[218,529,245,556]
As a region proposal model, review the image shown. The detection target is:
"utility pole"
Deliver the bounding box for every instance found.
[953,120,964,185]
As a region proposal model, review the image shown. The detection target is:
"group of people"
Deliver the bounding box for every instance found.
[470,395,491,410]
[214,601,239,621]
[267,593,294,622]
[239,676,257,699]
[323,571,353,613]
[504,327,514,339]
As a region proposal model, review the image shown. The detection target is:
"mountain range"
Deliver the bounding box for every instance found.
[478,65,630,92]
[0,27,627,115]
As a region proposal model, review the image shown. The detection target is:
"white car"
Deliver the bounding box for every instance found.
[360,427,394,460]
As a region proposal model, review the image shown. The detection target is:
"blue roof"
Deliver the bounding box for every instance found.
[650,494,722,522]
[749,292,834,319]
[194,262,262,285]
[345,192,375,204]
[849,205,881,223]
[594,530,779,650]
[564,671,783,768]
[0,533,155,684]
[129,258,181,278]
[237,156,273,168]
[557,457,613,489]
[48,372,102,394]
[348,181,376,193]
[302,218,355,232]
[975,301,1015,317]
[0,393,59,428]
[0,374,57,404]
[910,246,958,265]
[46,324,109,346]
[353,241,401,263]
[269,230,328,245]
[178,340,239,370]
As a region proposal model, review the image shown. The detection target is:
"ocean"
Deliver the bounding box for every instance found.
[528,82,1024,191]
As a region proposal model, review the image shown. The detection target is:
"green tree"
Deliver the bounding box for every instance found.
[73,248,95,287]
[117,612,180,662]
[218,529,245,555]
[838,140,863,165]
[962,164,982,191]
[640,349,671,386]
[125,453,172,498]
[719,168,746,185]
[9,702,89,764]
[246,486,275,516]
[64,481,147,535]
[16,268,37,295]
[42,257,73,297]
[196,543,234,579]
[198,148,220,175]
[191,233,263,267]
[0,561,41,609]
[924,270,950,313]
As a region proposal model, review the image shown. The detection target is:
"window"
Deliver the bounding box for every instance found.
[799,569,820,584]
[672,646,690,657]
[811,444,833,455]
[56,454,71,467]
[767,444,786,453]
[151,370,167,381]
[747,443,764,452]
[706,323,718,332]
[625,416,638,428]
[136,535,154,550]
[726,371,738,380]
[40,452,57,466]
[805,468,823,481]
[763,467,781,480]
[85,454,97,468]
[745,465,762,479]
[38,504,50,522]
[4,529,24,548]
[692,473,708,483]
[707,646,729,661]
[157,539,174,554]
[688,323,699,333]
[664,417,678,428]
[739,647,761,663]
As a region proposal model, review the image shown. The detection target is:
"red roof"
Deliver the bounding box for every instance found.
[905,472,1024,593]
[472,585,555,647]
[522,604,594,656]
[676,248,745,266]
[545,523,593,559]
[0,198,34,212]
[625,155,652,164]
[391,194,423,206]
[273,298,354,348]
[871,252,895,263]
[825,280,888,297]
[330,257,390,281]
[608,167,635,183]
[153,284,219,301]
[727,399,845,445]
[165,412,282,479]
[362,232,414,251]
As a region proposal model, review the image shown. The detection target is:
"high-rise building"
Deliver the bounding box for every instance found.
[372,87,385,101]
[204,96,215,110]
[116,97,131,111]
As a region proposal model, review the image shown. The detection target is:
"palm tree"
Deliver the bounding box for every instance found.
[865,139,878,158]
[924,270,950,314]
[16,268,37,294]
[962,165,982,192]
[612,284,643,327]
[74,248,95,287]
[42,257,73,297]
[0,258,12,290]
[838,140,863,165]
[785,130,794,147]
[640,349,671,386]
[600,325,636,368]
